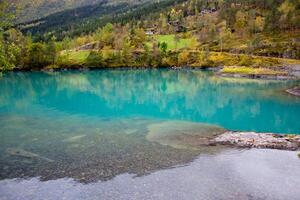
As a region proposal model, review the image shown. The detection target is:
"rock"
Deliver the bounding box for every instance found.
[63,135,86,142]
[76,42,99,51]
[124,129,138,134]
[286,87,300,97]
[6,148,54,162]
[212,131,300,151]
[146,121,226,149]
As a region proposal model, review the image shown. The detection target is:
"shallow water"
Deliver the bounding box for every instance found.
[0,69,299,199]
[1,149,300,200]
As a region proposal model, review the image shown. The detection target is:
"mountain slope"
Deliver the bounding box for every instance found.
[19,0,184,40]
[10,0,153,23]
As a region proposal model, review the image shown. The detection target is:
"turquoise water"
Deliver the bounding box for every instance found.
[0,69,299,184]
[1,70,299,133]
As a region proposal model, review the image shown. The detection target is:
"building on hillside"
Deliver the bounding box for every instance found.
[145,27,156,35]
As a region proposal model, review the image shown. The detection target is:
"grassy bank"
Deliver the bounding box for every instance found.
[42,49,300,79]
[221,67,288,76]
[3,47,299,79]
[59,49,298,65]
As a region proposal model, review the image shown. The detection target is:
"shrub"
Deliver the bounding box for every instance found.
[85,51,103,67]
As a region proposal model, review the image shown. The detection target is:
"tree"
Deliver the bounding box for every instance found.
[278,0,296,30]
[178,50,190,66]
[97,23,114,48]
[0,37,12,69]
[159,42,168,53]
[85,51,103,67]
[121,38,132,66]
[254,16,265,33]
[0,1,15,30]
[46,37,57,65]
[199,46,210,66]
[265,5,281,31]
[142,44,151,66]
[218,21,231,52]
[158,13,168,34]
[189,36,199,50]
[234,10,248,36]
[0,0,17,70]
[28,43,46,68]
[131,28,147,49]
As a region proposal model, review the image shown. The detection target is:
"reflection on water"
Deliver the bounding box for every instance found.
[0,69,299,185]
[0,70,299,133]
[1,116,221,182]
[1,149,300,200]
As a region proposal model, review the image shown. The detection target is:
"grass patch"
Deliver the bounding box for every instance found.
[158,35,192,50]
[64,50,90,64]
[222,66,287,76]
[147,34,193,50]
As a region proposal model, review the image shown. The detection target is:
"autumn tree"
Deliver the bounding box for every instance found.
[234,10,248,36]
[131,28,147,49]
[178,49,190,66]
[85,51,103,67]
[46,37,57,65]
[28,43,47,68]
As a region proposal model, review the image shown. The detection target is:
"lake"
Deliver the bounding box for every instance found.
[0,69,300,199]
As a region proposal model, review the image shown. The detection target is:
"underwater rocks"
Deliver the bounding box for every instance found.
[63,135,87,143]
[218,72,294,80]
[6,148,54,162]
[146,121,226,149]
[146,121,300,151]
[286,87,300,97]
[213,132,300,151]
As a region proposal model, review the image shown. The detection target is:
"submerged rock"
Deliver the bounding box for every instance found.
[146,121,226,149]
[213,131,300,151]
[63,135,87,142]
[147,121,300,151]
[286,87,300,97]
[6,148,54,162]
[124,129,138,135]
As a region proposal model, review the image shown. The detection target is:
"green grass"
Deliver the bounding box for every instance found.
[63,50,90,64]
[157,35,192,50]
[58,50,91,66]
[146,34,193,51]
[221,66,287,76]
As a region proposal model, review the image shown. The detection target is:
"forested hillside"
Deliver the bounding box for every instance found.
[1,0,300,77]
[9,0,153,23]
[18,0,180,40]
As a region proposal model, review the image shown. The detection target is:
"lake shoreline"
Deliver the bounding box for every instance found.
[2,64,299,81]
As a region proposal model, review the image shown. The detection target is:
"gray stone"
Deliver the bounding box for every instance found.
[212,131,300,151]
[286,86,300,96]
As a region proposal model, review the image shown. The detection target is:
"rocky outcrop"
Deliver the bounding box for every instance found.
[286,87,300,97]
[212,131,300,151]
[76,42,99,51]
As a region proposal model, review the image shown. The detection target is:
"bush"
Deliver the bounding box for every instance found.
[238,55,253,66]
[85,51,103,67]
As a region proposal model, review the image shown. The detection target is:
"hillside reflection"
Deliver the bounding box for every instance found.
[0,70,299,133]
